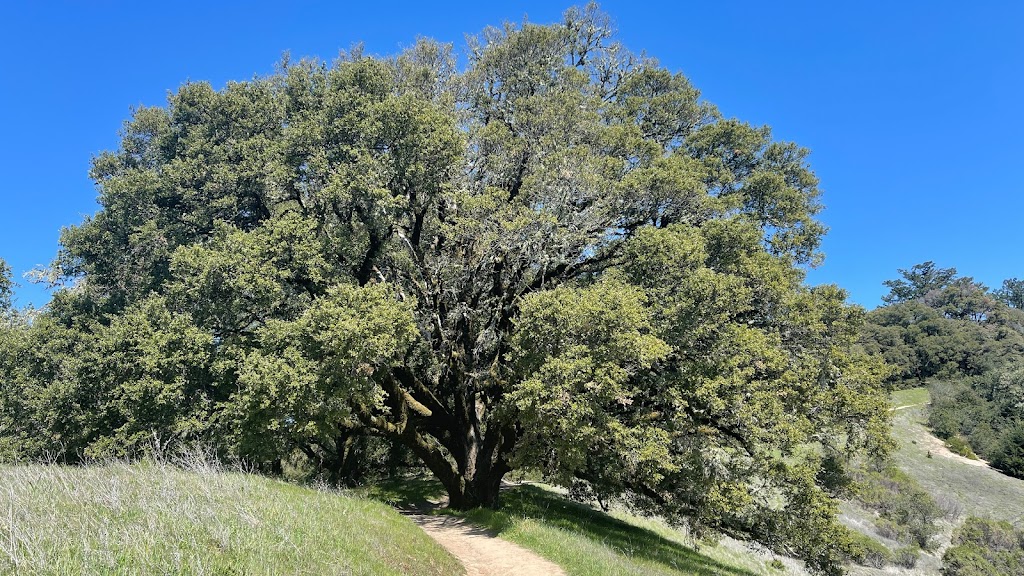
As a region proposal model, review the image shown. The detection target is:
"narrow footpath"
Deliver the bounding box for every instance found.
[891,401,990,468]
[406,513,566,576]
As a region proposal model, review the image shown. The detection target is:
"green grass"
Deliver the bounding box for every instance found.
[837,386,1024,575]
[889,387,1024,526]
[0,461,464,575]
[367,478,787,576]
[463,485,767,576]
[890,387,930,408]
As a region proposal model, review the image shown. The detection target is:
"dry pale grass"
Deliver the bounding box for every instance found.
[0,459,464,575]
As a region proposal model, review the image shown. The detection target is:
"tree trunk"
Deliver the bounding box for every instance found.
[445,461,507,510]
[368,367,516,510]
[392,420,511,510]
[446,422,515,509]
[326,432,364,487]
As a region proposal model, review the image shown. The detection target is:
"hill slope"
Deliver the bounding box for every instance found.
[842,387,1024,575]
[0,461,464,575]
[888,387,1024,526]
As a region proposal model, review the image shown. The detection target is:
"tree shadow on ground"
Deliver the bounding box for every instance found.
[366,477,764,575]
[361,476,449,511]
[467,484,762,576]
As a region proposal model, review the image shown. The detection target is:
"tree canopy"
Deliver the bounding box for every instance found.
[996,278,1024,309]
[861,263,1024,383]
[881,261,958,305]
[2,6,892,574]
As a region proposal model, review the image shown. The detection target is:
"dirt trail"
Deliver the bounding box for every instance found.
[893,401,990,468]
[406,513,566,576]
[917,429,990,468]
[890,403,925,411]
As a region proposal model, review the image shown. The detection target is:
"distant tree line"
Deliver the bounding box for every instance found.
[860,262,1024,479]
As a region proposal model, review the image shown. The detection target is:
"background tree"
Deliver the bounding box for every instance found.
[0,258,13,314]
[861,264,1024,384]
[995,278,1024,309]
[9,6,891,573]
[881,261,957,304]
[0,258,21,458]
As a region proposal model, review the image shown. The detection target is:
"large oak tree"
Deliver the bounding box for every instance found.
[17,6,890,573]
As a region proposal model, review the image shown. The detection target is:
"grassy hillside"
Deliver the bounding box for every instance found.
[462,485,790,576]
[841,387,1024,575]
[0,461,463,575]
[888,387,1024,526]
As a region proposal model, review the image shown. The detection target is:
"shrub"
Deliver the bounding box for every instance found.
[967,422,1000,458]
[953,517,1020,552]
[942,544,1003,576]
[873,517,910,543]
[945,435,979,459]
[847,531,893,568]
[990,426,1024,479]
[930,399,965,439]
[943,517,1024,576]
[853,465,942,549]
[893,546,919,568]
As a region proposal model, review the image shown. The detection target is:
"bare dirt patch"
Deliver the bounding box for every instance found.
[917,430,989,468]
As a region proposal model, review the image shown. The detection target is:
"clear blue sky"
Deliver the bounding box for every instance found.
[1,1,1022,308]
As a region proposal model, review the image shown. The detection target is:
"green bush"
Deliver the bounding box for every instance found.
[953,517,1020,552]
[967,422,1001,458]
[873,517,910,544]
[990,426,1024,479]
[847,531,893,568]
[942,544,1004,576]
[930,395,967,439]
[946,435,979,460]
[943,517,1024,576]
[854,465,942,549]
